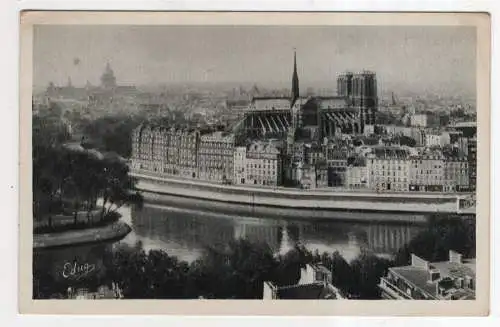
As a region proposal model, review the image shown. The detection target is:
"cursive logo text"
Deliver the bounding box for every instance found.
[62,260,96,280]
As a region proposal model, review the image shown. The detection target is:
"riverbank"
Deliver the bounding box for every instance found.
[33,220,132,250]
[34,208,104,232]
[131,172,475,215]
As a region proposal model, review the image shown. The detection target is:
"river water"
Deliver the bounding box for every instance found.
[118,194,428,263]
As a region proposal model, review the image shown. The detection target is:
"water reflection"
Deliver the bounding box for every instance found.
[119,197,425,263]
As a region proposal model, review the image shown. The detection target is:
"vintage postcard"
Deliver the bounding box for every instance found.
[19,11,490,315]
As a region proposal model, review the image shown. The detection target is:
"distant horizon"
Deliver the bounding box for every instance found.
[33,78,476,99]
[33,25,476,98]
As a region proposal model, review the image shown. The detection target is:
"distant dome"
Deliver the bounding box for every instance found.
[100,62,117,89]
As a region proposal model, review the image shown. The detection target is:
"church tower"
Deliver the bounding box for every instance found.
[290,49,301,132]
[291,50,300,107]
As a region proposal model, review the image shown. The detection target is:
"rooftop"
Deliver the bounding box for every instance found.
[200,131,234,141]
[368,146,411,160]
[453,121,476,128]
[389,252,475,300]
[247,140,283,154]
[250,97,292,111]
[317,97,350,110]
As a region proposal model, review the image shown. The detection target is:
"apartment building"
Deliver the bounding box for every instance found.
[197,131,235,183]
[366,146,411,192]
[379,251,475,300]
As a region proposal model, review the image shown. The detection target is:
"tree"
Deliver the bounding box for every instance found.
[315,251,356,297]
[193,239,278,299]
[99,158,143,220]
[350,251,393,299]
[272,244,312,287]
[394,215,475,265]
[79,115,144,158]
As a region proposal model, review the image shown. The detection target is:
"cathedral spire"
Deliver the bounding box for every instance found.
[291,49,299,106]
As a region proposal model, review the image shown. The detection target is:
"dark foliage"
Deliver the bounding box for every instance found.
[80,115,144,158]
[394,215,476,266]
[350,252,393,299]
[33,140,142,227]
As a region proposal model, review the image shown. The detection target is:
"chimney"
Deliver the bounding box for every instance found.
[411,254,429,270]
[449,250,463,264]
[428,267,441,283]
[301,264,315,284]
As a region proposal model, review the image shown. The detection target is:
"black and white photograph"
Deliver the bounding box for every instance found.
[20,11,490,315]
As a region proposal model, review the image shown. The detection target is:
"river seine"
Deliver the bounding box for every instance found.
[118,194,428,263]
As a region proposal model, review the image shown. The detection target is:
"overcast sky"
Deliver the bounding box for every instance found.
[33,25,476,95]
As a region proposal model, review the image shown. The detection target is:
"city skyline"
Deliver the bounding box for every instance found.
[33,25,476,96]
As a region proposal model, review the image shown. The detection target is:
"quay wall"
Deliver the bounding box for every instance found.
[132,172,469,215]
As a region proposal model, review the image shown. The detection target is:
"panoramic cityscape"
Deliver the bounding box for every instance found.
[32,25,477,300]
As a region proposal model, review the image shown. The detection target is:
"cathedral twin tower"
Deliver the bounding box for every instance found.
[290,50,378,130]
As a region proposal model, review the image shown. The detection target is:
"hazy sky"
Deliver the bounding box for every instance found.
[33,25,476,94]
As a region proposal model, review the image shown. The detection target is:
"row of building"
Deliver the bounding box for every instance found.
[131,125,235,183]
[284,142,472,193]
[374,124,474,151]
[130,123,474,193]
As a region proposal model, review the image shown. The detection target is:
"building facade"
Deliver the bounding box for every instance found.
[324,145,350,187]
[366,147,411,192]
[457,137,469,156]
[409,152,445,192]
[345,163,368,189]
[233,146,247,185]
[410,114,428,128]
[131,125,200,178]
[425,133,441,148]
[304,144,324,165]
[244,141,284,187]
[197,132,235,183]
[443,155,469,192]
[468,137,477,192]
[263,264,344,300]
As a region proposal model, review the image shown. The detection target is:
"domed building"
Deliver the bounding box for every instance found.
[100,62,117,90]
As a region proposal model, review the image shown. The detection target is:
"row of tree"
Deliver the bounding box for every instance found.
[101,240,405,300]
